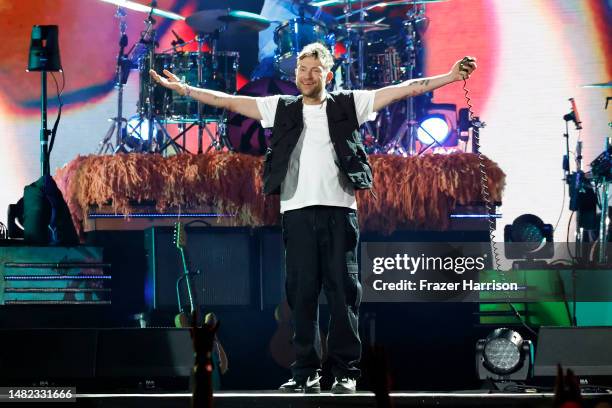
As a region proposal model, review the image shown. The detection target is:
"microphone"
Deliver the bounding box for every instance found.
[569,97,582,130]
[172,30,185,45]
[119,33,128,49]
[146,0,157,24]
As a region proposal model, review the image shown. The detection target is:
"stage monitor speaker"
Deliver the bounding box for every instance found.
[0,328,97,383]
[144,226,257,311]
[96,328,192,391]
[534,326,612,377]
[0,328,194,391]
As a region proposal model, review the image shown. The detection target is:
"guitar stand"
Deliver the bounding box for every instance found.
[175,268,201,316]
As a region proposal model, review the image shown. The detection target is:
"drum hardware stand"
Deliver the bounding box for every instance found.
[382,6,425,155]
[338,0,372,89]
[340,1,355,90]
[158,29,231,154]
[140,3,184,155]
[161,38,196,54]
[356,1,367,89]
[194,30,228,153]
[158,121,197,152]
[594,138,612,265]
[98,7,131,154]
[196,32,212,153]
[342,0,370,88]
[206,29,235,153]
[598,100,612,264]
[339,1,380,144]
[562,109,586,263]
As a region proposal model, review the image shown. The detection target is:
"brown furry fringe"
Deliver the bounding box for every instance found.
[54,152,505,237]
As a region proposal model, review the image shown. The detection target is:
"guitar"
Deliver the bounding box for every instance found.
[173,222,229,376]
[173,222,198,327]
[269,300,328,369]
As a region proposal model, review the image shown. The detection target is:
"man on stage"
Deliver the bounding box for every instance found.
[150,43,476,394]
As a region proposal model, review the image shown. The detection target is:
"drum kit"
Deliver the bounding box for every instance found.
[97,0,448,156]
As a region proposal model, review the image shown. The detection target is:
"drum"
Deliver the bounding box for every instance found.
[364,45,403,88]
[225,78,299,155]
[139,51,239,121]
[274,18,329,77]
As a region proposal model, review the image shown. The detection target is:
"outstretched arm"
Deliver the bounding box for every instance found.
[372,57,477,112]
[149,69,263,120]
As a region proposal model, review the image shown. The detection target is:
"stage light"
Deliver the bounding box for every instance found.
[126,115,150,140]
[416,114,450,145]
[124,115,151,151]
[476,328,532,382]
[415,103,459,153]
[504,214,554,260]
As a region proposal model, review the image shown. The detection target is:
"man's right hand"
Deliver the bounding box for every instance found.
[149,68,263,120]
[149,69,187,96]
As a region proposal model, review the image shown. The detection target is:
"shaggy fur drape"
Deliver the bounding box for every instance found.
[54,152,505,237]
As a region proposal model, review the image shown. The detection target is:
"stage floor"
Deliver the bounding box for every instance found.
[44,390,612,408]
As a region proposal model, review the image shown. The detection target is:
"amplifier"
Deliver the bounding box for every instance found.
[144,226,257,310]
[534,326,612,377]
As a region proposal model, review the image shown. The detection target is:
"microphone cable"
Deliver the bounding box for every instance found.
[461,58,537,336]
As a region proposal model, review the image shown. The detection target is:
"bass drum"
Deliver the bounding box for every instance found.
[225,78,298,155]
[274,18,329,77]
[139,52,239,121]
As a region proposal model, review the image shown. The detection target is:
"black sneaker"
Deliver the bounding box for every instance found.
[279,373,321,394]
[331,377,356,394]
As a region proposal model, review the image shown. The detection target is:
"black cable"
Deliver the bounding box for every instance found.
[48,69,65,155]
[185,219,212,227]
[502,383,552,393]
[462,73,537,337]
[566,211,576,261]
[553,179,566,233]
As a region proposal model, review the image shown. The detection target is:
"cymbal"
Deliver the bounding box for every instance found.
[581,81,612,88]
[99,0,185,21]
[219,10,271,31]
[186,9,271,33]
[336,21,390,32]
[311,0,447,7]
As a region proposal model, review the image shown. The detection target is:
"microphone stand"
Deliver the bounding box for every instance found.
[98,6,130,154]
[28,25,62,177]
[40,69,51,176]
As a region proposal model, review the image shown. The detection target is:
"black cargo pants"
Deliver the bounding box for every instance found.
[281,205,362,381]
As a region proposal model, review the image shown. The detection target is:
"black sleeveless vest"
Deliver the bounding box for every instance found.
[262,91,373,196]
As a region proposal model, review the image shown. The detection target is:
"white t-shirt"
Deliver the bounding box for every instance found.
[256,91,375,213]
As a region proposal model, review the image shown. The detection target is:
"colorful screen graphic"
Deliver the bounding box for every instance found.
[0,0,609,240]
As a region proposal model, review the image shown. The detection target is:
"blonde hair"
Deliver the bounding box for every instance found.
[297,42,334,71]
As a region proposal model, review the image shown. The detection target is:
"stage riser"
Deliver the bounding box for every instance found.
[28,394,612,408]
[1,229,495,391]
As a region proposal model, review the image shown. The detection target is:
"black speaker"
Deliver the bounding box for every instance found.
[534,326,612,377]
[27,25,62,72]
[96,328,192,390]
[0,329,97,382]
[0,328,193,391]
[144,226,258,311]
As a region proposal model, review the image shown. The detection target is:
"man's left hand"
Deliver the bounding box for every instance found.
[449,57,477,82]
